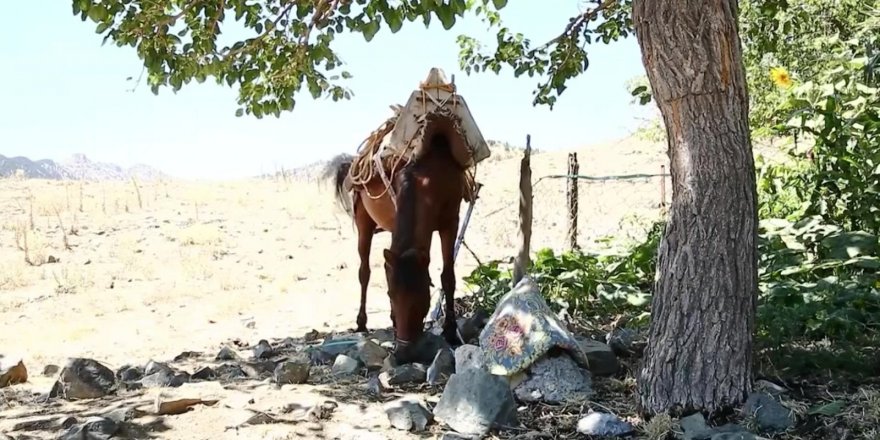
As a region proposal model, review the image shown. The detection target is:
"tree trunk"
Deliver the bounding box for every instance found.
[632,0,759,416]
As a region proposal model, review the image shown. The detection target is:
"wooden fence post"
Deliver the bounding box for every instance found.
[512,134,533,286]
[566,152,579,250]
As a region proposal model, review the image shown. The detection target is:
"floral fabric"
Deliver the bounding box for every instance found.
[478,276,590,376]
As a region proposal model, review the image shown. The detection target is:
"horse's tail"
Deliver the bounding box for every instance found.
[321,153,355,218]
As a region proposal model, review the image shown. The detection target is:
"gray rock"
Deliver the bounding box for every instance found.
[357,340,388,369]
[253,339,275,359]
[275,356,310,384]
[241,360,277,379]
[116,365,143,383]
[680,412,713,440]
[513,354,592,404]
[576,412,634,437]
[711,433,757,440]
[216,346,240,361]
[427,348,455,385]
[60,416,118,440]
[191,366,217,381]
[439,433,474,440]
[380,364,427,386]
[577,339,620,376]
[140,369,188,388]
[433,367,518,437]
[384,395,434,432]
[143,360,173,376]
[458,309,491,344]
[605,327,638,356]
[332,354,361,376]
[57,358,117,400]
[42,364,60,376]
[454,345,485,373]
[743,393,795,433]
[215,363,247,380]
[397,333,450,365]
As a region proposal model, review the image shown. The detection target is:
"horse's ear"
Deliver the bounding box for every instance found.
[383,249,396,266]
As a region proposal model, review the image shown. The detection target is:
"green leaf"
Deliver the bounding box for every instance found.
[384,8,404,33]
[362,20,380,42]
[808,400,845,417]
[492,0,508,8]
[631,85,647,96]
[87,4,109,22]
[436,5,456,30]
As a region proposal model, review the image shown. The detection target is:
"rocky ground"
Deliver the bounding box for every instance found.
[1,137,878,439]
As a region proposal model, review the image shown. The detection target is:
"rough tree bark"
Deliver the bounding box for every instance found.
[632,0,759,416]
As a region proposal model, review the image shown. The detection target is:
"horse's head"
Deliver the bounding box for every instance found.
[383,247,432,360]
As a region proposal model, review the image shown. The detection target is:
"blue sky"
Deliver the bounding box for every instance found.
[0,2,647,179]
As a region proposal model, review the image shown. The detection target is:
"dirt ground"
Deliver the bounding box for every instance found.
[0,137,669,439]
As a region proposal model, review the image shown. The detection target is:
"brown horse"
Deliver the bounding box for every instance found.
[323,133,465,352]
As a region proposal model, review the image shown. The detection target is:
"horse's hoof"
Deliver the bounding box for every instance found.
[355,326,368,334]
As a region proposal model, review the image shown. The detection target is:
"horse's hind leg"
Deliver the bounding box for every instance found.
[354,196,376,333]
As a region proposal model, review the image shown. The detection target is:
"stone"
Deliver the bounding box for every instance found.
[576,338,620,376]
[116,365,144,383]
[711,433,757,440]
[331,354,361,376]
[458,309,491,344]
[274,356,310,384]
[143,360,173,376]
[356,340,388,369]
[57,358,117,400]
[454,345,485,373]
[42,364,60,376]
[433,367,518,437]
[141,369,188,388]
[605,327,638,356]
[427,348,455,385]
[513,353,593,404]
[191,366,217,381]
[478,276,589,376]
[743,393,795,433]
[60,416,118,440]
[576,412,634,437]
[215,363,247,380]
[216,346,240,361]
[0,355,27,388]
[379,364,427,386]
[253,339,275,359]
[680,413,713,440]
[241,360,277,379]
[384,395,434,432]
[397,333,450,365]
[172,350,202,361]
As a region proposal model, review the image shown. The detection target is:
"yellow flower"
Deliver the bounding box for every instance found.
[770,67,793,89]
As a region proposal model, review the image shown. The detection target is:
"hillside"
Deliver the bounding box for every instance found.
[0,152,168,181]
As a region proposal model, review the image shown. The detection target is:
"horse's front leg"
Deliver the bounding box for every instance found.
[355,198,376,333]
[439,222,461,345]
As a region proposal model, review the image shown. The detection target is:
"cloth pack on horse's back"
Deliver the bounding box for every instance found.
[345,67,491,206]
[385,67,491,169]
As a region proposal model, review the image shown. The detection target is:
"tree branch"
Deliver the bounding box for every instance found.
[538,0,619,50]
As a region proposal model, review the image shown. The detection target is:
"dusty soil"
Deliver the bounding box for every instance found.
[0,137,671,439]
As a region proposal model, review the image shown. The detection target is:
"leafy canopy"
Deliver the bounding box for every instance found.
[72,0,633,118]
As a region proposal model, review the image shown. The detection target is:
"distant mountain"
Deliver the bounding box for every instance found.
[0,153,168,181]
